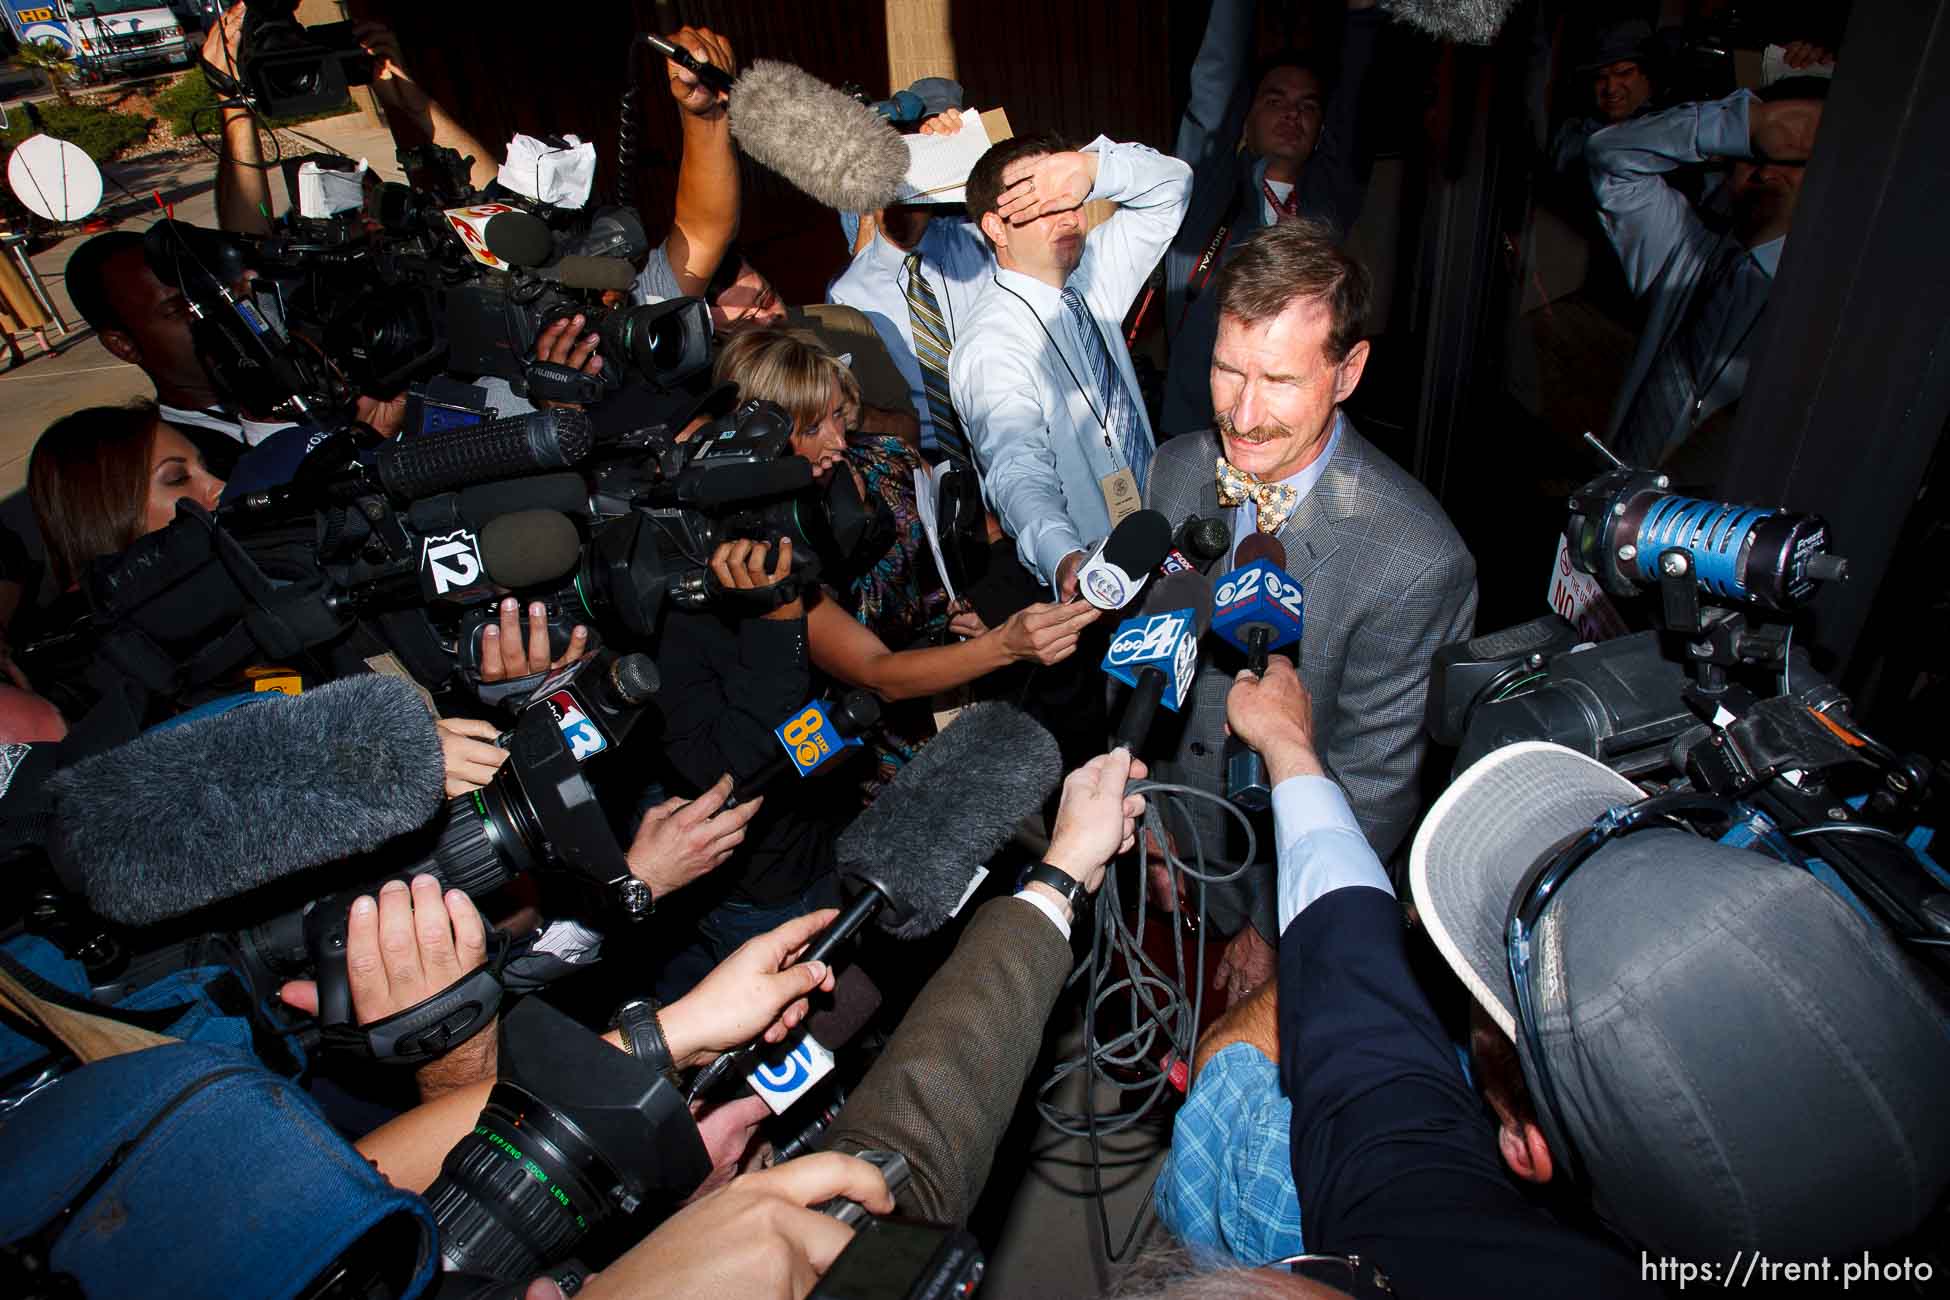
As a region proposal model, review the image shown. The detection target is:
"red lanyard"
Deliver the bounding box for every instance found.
[1261,178,1299,222]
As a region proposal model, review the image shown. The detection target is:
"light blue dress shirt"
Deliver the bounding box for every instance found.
[1589,90,1787,465]
[827,217,991,455]
[951,136,1192,585]
[1273,774,1394,933]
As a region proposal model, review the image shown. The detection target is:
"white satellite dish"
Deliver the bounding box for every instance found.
[7,134,105,223]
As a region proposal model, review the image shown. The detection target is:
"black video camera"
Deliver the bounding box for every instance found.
[237,648,661,1042]
[249,183,712,404]
[427,996,711,1286]
[557,394,892,643]
[1428,463,1948,973]
[237,0,375,118]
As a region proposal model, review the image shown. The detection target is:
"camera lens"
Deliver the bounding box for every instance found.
[423,1082,632,1280]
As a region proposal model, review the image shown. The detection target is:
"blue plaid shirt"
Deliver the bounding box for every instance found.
[1155,1042,1303,1266]
[1155,1035,1478,1267]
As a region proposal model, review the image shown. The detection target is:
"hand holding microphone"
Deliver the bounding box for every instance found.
[1041,750,1150,906]
[658,908,841,1070]
[659,25,736,120]
[998,601,1104,665]
[1224,657,1324,784]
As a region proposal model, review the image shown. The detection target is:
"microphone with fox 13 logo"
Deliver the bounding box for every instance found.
[522,650,661,763]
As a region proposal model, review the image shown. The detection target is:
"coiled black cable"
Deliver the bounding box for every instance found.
[1035,780,1259,1262]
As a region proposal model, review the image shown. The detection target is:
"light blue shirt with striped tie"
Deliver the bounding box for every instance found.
[950,136,1192,586]
[828,218,992,459]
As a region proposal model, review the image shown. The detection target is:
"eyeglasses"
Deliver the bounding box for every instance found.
[1502,791,1810,1186]
[1269,1251,1392,1294]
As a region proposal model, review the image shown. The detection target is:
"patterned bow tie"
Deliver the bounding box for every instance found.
[1215,458,1298,534]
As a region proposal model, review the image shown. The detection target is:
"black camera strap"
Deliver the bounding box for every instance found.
[318,930,511,1066]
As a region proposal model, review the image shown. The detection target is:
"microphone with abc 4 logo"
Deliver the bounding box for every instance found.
[1212,534,1305,811]
[1102,571,1217,752]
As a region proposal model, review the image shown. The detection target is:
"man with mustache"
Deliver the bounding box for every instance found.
[1591,73,1831,469]
[1143,221,1476,999]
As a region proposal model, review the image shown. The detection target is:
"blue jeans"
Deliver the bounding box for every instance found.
[653,873,843,1001]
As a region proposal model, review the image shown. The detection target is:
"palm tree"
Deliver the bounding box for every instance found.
[15,39,77,105]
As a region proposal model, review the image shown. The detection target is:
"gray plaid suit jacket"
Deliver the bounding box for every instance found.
[1144,421,1477,939]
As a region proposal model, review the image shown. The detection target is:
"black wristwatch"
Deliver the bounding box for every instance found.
[1016,861,1090,911]
[610,998,680,1085]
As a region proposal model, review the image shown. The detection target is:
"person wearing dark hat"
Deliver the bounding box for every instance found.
[1408,740,1950,1269]
[1551,19,1660,174]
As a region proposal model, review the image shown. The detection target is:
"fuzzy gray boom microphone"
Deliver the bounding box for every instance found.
[834,700,1063,941]
[49,674,447,928]
[726,60,913,212]
[1379,0,1521,45]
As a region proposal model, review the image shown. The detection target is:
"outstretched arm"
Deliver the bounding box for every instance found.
[660,26,741,297]
[807,596,1099,701]
[825,751,1146,1222]
[355,23,500,192]
[1176,0,1257,167]
[1588,91,1756,297]
[205,5,273,235]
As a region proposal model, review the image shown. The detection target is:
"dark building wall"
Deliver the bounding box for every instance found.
[352,0,1211,303]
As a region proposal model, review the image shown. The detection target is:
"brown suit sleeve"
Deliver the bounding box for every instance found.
[823,895,1073,1224]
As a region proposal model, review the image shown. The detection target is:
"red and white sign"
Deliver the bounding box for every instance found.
[443,203,517,270]
[1546,535,1629,643]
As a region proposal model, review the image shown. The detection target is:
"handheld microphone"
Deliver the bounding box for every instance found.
[479,209,553,267]
[375,408,593,501]
[641,32,736,94]
[742,966,883,1115]
[48,676,447,928]
[1161,514,1232,577]
[1075,509,1173,610]
[418,509,581,604]
[725,692,882,809]
[1211,533,1305,656]
[444,202,531,271]
[691,703,1061,1099]
[725,61,912,212]
[1216,535,1304,812]
[1104,572,1215,753]
[405,473,593,537]
[522,650,661,763]
[478,212,639,292]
